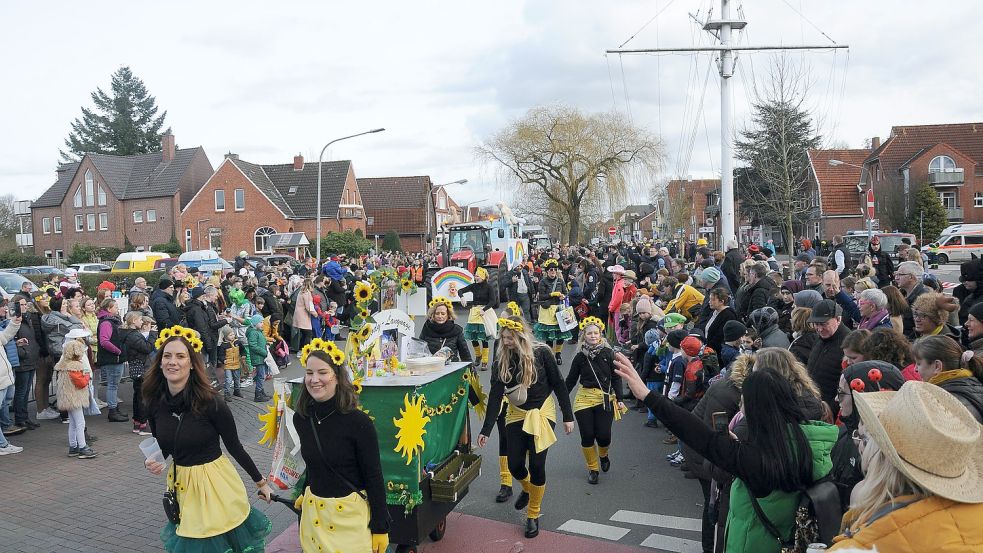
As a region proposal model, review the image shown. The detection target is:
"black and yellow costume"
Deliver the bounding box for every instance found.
[564,345,623,484]
[481,345,574,537]
[460,277,499,370]
[533,270,570,364]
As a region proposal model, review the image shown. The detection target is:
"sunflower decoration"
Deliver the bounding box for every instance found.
[352,376,364,395]
[155,325,204,352]
[506,301,522,318]
[579,316,606,332]
[429,297,454,311]
[498,318,524,332]
[358,307,370,319]
[464,370,487,420]
[354,282,374,303]
[400,278,414,293]
[355,322,374,342]
[256,388,281,446]
[542,258,559,270]
[393,393,430,465]
[300,338,346,367]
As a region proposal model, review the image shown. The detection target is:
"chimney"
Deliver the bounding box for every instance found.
[293,154,304,170]
[224,152,239,161]
[162,132,176,162]
[871,136,881,151]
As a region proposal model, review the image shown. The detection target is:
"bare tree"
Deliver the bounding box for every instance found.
[477,105,664,243]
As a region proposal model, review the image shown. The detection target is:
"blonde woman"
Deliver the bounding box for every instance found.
[830,382,983,551]
[476,316,575,539]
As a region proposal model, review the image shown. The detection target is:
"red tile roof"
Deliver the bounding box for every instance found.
[869,123,983,175]
[358,176,432,235]
[808,149,866,215]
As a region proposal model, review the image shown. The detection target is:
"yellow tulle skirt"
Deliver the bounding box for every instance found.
[299,487,372,553]
[167,455,251,539]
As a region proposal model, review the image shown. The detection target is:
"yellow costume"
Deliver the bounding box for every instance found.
[505,395,558,453]
[167,456,250,538]
[298,487,372,553]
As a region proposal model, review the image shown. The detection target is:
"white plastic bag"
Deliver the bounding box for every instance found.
[265,351,280,375]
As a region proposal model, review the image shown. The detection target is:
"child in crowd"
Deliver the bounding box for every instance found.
[740,328,759,355]
[663,329,689,457]
[122,312,156,436]
[639,328,666,426]
[616,303,632,346]
[55,333,97,459]
[715,320,746,381]
[245,314,270,403]
[218,325,242,400]
[323,302,340,341]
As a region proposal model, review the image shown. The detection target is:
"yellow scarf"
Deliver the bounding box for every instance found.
[506,395,557,453]
[928,369,974,386]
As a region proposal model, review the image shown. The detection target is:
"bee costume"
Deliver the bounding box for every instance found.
[460,267,499,370]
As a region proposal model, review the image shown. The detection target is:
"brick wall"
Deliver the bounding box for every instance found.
[906,145,981,224]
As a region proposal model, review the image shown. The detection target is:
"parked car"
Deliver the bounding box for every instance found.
[9,266,65,276]
[68,263,112,273]
[111,252,168,273]
[843,232,917,262]
[0,271,38,300]
[152,258,180,273]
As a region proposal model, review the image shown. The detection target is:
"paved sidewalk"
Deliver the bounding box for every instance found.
[0,380,295,553]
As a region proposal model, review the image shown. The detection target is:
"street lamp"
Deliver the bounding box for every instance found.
[316,128,385,261]
[829,158,872,240]
[428,178,468,247]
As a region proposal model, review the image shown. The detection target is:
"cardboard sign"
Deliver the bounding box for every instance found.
[397,288,428,317]
[431,267,474,302]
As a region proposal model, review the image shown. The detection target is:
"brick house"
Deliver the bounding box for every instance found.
[358,176,435,252]
[31,134,213,262]
[636,208,661,240]
[863,123,983,230]
[804,148,867,240]
[666,179,722,241]
[180,154,365,257]
[616,204,659,240]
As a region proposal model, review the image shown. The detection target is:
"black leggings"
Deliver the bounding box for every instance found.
[505,420,554,486]
[574,404,614,448]
[496,406,508,456]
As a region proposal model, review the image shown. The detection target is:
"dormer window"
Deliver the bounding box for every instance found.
[288,186,298,195]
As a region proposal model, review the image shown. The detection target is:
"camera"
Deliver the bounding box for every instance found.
[10,301,21,317]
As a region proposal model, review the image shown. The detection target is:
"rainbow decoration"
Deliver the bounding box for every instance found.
[431,267,474,302]
[507,240,527,269]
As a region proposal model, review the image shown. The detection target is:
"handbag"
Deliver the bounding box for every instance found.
[69,370,91,390]
[749,476,842,553]
[162,414,185,525]
[504,383,528,405]
[481,307,499,339]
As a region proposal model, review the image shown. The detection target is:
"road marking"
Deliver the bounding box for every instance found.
[610,510,702,532]
[556,519,631,541]
[639,533,703,552]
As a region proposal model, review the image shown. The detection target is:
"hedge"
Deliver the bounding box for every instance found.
[27,271,169,298]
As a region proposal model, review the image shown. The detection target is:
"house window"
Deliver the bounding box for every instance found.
[929,155,956,173]
[215,190,225,211]
[185,228,193,251]
[133,210,144,223]
[208,228,222,252]
[74,187,83,208]
[438,193,447,210]
[75,215,83,232]
[975,193,983,208]
[44,250,52,259]
[87,213,96,231]
[53,217,62,234]
[98,212,108,230]
[55,249,63,260]
[85,170,94,206]
[146,209,157,222]
[42,217,51,234]
[97,184,106,206]
[813,222,820,239]
[254,226,276,253]
[938,191,958,210]
[234,188,245,211]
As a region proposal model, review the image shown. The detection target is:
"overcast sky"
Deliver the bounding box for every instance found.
[3,0,980,210]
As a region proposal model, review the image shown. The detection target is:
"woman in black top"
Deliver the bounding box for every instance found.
[533,259,571,365]
[477,316,575,539]
[565,316,626,485]
[460,267,498,370]
[293,345,390,553]
[418,297,472,362]
[142,326,273,553]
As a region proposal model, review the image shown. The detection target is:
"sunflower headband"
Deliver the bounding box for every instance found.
[498,318,525,332]
[429,297,454,311]
[155,325,203,352]
[542,259,558,269]
[579,316,606,332]
[506,301,522,318]
[300,338,346,367]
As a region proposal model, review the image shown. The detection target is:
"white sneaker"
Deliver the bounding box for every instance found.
[95,399,108,408]
[37,408,61,420]
[240,378,254,388]
[0,444,24,455]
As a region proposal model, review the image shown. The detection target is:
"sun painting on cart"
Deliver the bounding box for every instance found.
[393,394,430,465]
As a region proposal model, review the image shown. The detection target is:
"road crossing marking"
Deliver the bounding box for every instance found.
[639,533,703,553]
[610,510,702,532]
[556,519,631,541]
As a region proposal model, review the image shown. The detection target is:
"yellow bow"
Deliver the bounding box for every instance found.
[522,408,557,453]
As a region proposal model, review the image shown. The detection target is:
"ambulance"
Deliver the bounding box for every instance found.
[923,224,983,264]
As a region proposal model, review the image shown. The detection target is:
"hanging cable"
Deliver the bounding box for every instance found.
[618,0,678,49]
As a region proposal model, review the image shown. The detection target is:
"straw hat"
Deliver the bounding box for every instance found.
[853,381,983,503]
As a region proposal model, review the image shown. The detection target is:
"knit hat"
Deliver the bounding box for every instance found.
[660,312,687,330]
[795,253,812,263]
[722,320,747,342]
[644,328,661,346]
[666,329,688,349]
[634,297,653,315]
[969,301,983,324]
[793,289,823,309]
[158,278,174,291]
[749,306,779,331]
[700,267,721,285]
[781,280,804,294]
[191,287,205,300]
[961,257,983,283]
[680,336,703,357]
[843,360,905,394]
[248,314,264,326]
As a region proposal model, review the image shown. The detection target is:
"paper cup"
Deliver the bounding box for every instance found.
[139,437,165,464]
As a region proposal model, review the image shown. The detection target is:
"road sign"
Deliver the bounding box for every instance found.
[608,226,616,236]
[698,226,715,233]
[866,188,875,219]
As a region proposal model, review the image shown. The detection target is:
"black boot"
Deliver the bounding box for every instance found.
[555,352,562,366]
[514,490,529,511]
[495,485,513,503]
[587,470,599,485]
[107,409,128,422]
[524,517,540,538]
[600,456,610,472]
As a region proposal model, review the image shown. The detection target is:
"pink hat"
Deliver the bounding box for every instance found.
[606,264,626,275]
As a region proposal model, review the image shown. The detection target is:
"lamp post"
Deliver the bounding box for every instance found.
[429,179,468,245]
[829,159,873,241]
[316,128,385,262]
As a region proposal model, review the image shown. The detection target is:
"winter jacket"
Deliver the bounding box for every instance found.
[721,247,745,290]
[184,299,212,349]
[902,282,929,337]
[151,288,183,331]
[418,319,472,362]
[258,289,283,324]
[41,311,83,358]
[789,331,819,365]
[292,291,314,330]
[96,310,125,366]
[14,312,41,371]
[122,328,156,379]
[245,326,269,365]
[741,277,777,321]
[683,354,749,481]
[807,323,852,412]
[704,307,738,356]
[758,323,791,349]
[694,279,731,331]
[460,280,499,309]
[830,495,983,552]
[665,284,705,322]
[54,342,91,411]
[930,370,983,423]
[868,247,894,286]
[0,320,22,389]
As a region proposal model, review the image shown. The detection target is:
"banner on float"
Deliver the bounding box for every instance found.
[430,267,474,302]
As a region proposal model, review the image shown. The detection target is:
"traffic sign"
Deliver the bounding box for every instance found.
[608,226,617,236]
[866,188,875,219]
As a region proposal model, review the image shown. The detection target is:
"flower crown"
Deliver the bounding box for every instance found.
[579,316,606,332]
[506,301,522,318]
[498,318,525,332]
[429,296,454,311]
[301,338,346,367]
[155,325,203,352]
[542,259,559,269]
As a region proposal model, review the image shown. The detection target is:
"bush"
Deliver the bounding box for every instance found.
[382,230,403,252]
[67,243,124,265]
[319,230,373,258]
[0,249,48,269]
[152,239,182,256]
[26,270,167,297]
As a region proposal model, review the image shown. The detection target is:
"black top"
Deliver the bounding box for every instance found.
[537,276,565,306]
[293,397,389,533]
[480,345,574,435]
[148,391,263,483]
[564,348,622,396]
[460,280,498,309]
[418,319,472,362]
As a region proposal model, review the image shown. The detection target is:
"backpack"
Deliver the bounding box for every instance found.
[750,475,843,553]
[698,344,720,378]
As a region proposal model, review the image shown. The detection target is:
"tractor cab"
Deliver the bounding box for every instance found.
[446,224,496,273]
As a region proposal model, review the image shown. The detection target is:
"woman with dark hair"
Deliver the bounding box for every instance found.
[911,335,983,423]
[880,285,908,333]
[616,354,838,553]
[142,326,273,552]
[292,343,390,553]
[861,327,914,376]
[460,267,499,370]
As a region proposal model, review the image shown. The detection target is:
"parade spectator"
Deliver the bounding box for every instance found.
[0,308,22,453]
[720,239,744,289]
[693,267,728,331]
[966,302,983,357]
[12,295,42,431]
[828,235,851,279]
[803,263,824,293]
[151,279,183,331]
[954,256,983,326]
[129,276,149,296]
[807,299,852,414]
[748,306,789,349]
[831,382,983,551]
[292,278,317,350]
[704,287,738,357]
[910,335,983,422]
[822,270,861,325]
[773,281,801,336]
[245,314,270,403]
[910,292,959,341]
[664,274,705,323]
[122,312,156,436]
[55,334,98,459]
[856,288,892,330]
[96,298,128,423]
[789,306,818,365]
[39,295,84,420]
[840,329,869,367]
[893,261,927,336]
[507,263,536,322]
[737,262,776,322]
[864,237,893,287]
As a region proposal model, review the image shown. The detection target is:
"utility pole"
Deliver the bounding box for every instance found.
[607,0,848,250]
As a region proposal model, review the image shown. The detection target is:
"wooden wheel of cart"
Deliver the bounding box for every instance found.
[428,517,447,542]
[395,544,419,553]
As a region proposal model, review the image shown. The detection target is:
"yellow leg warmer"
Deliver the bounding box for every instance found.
[598,446,610,459]
[527,484,546,519]
[553,343,562,354]
[581,446,599,471]
[519,476,532,494]
[499,456,512,487]
[481,348,490,366]
[473,343,483,361]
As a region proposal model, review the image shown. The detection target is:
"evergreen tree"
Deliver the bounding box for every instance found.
[906,184,949,243]
[382,230,403,252]
[61,66,168,162]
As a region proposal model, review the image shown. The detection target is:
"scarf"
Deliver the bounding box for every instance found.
[928,369,974,386]
[423,318,458,339]
[859,308,890,330]
[581,341,609,360]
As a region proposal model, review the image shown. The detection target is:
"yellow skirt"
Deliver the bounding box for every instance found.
[574,387,626,421]
[537,304,559,325]
[167,455,250,538]
[505,394,558,453]
[467,306,485,324]
[299,487,372,553]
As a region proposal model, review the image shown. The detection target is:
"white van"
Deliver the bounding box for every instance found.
[924,230,983,264]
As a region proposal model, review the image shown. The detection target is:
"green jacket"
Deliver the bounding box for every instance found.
[245,326,268,364]
[725,421,838,553]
